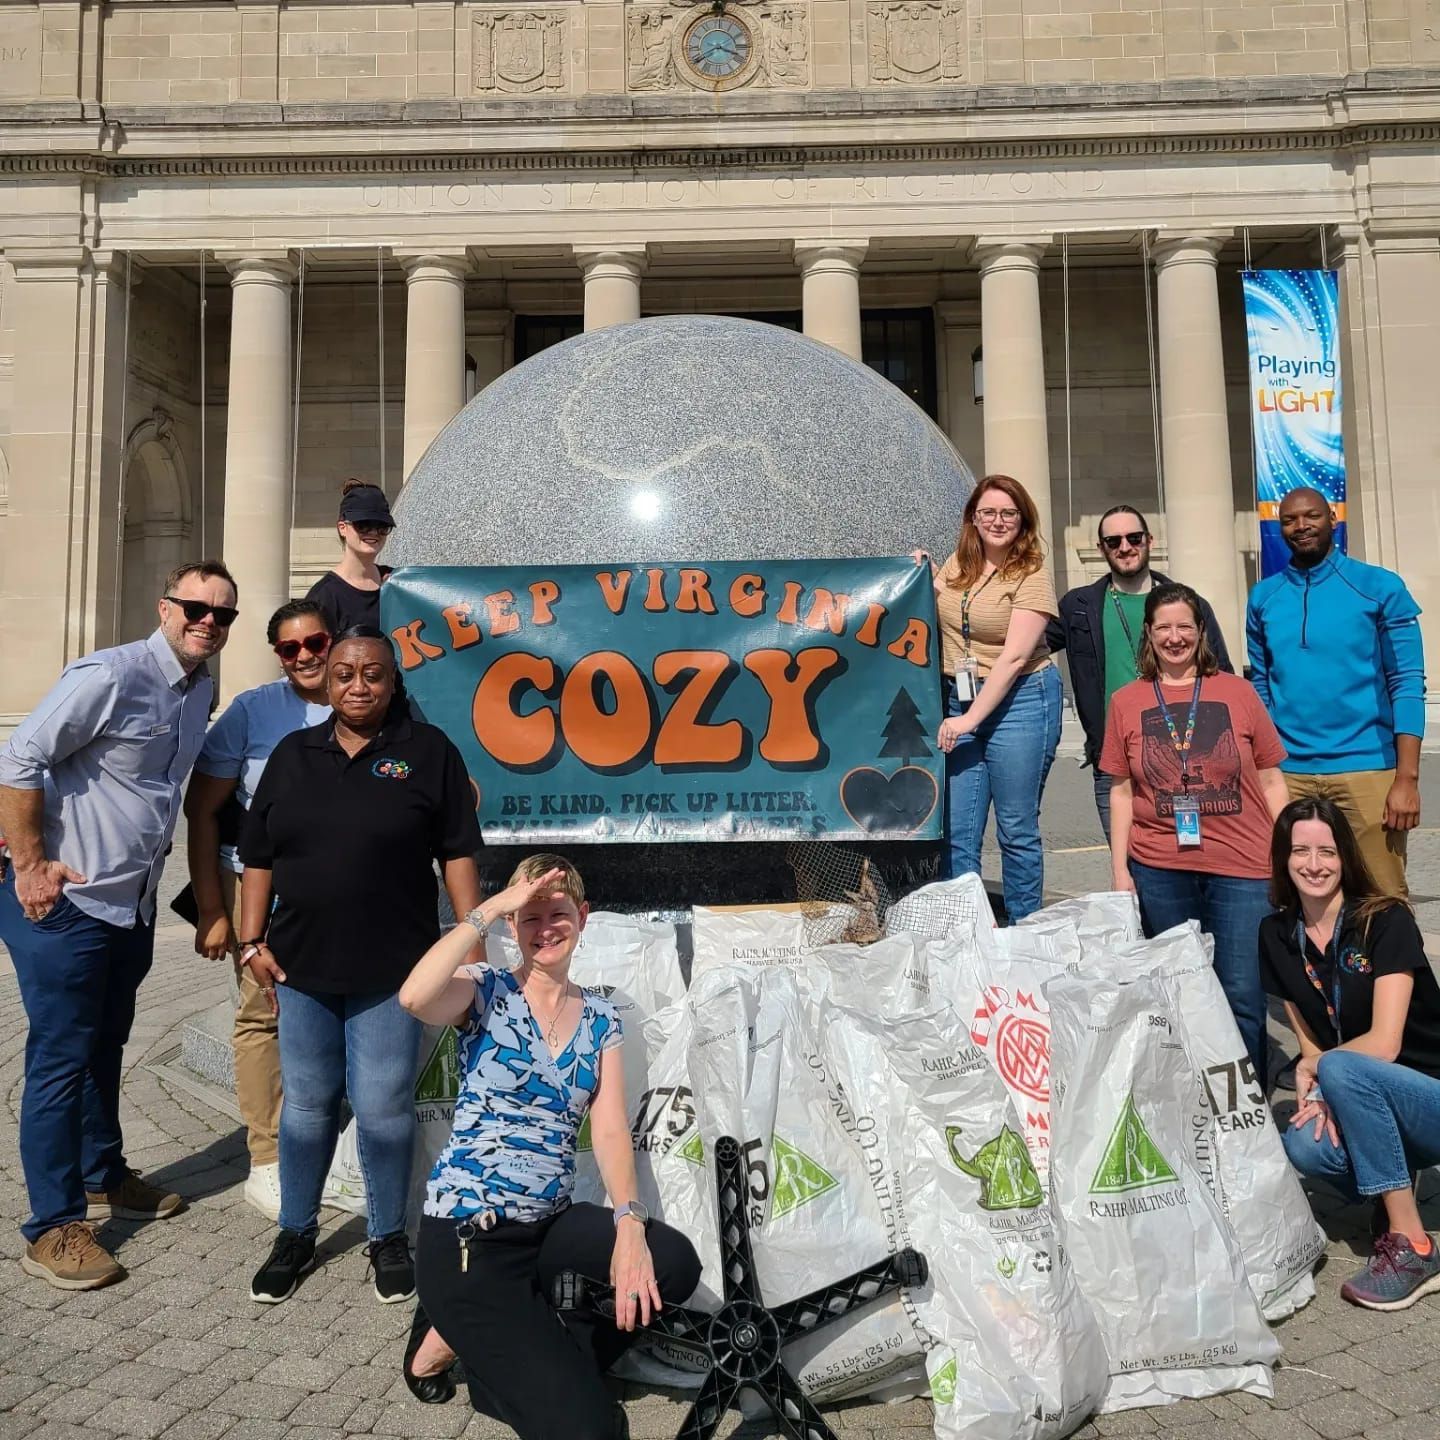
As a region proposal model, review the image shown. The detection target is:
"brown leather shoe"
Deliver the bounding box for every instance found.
[22,1222,125,1290]
[85,1170,184,1221]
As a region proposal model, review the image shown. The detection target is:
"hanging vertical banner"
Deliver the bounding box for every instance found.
[1242,269,1346,577]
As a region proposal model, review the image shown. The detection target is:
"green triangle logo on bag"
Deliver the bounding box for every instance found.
[770,1135,838,1219]
[945,1124,1044,1210]
[577,1113,593,1153]
[414,1029,460,1104]
[1090,1091,1179,1194]
[930,1355,958,1406]
[676,1130,704,1167]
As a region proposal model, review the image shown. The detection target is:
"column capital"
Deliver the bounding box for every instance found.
[573,245,648,280]
[793,239,868,276]
[1148,230,1231,267]
[970,235,1052,271]
[5,246,90,281]
[220,254,297,286]
[396,252,470,284]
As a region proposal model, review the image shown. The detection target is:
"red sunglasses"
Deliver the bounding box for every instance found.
[274,633,331,662]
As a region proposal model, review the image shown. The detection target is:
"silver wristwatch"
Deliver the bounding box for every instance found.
[462,907,490,939]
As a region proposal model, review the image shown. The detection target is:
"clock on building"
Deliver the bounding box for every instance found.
[681,12,753,86]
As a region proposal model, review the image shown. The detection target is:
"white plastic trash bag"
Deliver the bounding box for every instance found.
[1108,923,1325,1319]
[816,934,1108,1439]
[1046,970,1279,1411]
[1019,892,1142,956]
[690,903,858,974]
[687,963,929,1402]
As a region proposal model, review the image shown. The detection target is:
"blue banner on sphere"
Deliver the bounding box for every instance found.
[1242,268,1347,577]
[381,558,943,844]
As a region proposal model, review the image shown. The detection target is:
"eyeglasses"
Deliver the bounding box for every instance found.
[274,633,331,662]
[1100,531,1149,551]
[164,597,239,628]
[974,507,1021,524]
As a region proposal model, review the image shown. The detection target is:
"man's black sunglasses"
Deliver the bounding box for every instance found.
[165,596,239,628]
[1099,531,1149,552]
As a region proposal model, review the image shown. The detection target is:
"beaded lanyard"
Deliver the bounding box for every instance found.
[959,569,996,655]
[1150,675,1203,789]
[1295,904,1345,1037]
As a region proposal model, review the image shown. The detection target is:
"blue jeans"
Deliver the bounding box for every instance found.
[944,666,1062,922]
[276,985,421,1239]
[0,883,155,1242]
[1129,859,1272,1086]
[1093,767,1113,843]
[1283,1051,1440,1199]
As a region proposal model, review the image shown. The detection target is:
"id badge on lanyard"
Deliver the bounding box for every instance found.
[954,657,980,703]
[1172,793,1202,847]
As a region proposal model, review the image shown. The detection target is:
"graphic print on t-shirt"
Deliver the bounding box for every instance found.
[1139,699,1241,818]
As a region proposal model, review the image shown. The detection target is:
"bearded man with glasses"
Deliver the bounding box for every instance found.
[1046,506,1232,839]
[183,599,333,1222]
[0,560,238,1290]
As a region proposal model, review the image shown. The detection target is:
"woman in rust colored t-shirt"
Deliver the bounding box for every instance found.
[1101,582,1290,1081]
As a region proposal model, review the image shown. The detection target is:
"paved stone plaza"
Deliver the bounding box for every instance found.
[1,749,1437,1440]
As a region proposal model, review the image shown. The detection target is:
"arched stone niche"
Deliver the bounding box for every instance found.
[120,409,192,642]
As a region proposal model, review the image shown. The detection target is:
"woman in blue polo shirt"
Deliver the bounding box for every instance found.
[238,627,482,1307]
[184,599,333,1221]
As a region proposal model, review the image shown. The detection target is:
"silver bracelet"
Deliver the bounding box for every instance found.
[462,907,490,939]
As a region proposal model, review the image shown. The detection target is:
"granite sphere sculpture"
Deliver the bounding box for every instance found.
[387,314,975,566]
[389,314,976,913]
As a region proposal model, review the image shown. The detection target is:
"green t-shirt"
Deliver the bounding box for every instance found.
[1101,587,1147,711]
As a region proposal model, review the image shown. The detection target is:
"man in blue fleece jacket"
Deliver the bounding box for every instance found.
[1247,487,1425,894]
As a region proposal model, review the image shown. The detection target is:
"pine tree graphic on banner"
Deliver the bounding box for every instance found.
[1090,1091,1179,1194]
[878,686,931,764]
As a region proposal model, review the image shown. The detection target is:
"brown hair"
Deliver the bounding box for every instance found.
[1136,583,1221,682]
[341,478,380,498]
[162,559,237,597]
[945,475,1046,589]
[1269,795,1407,935]
[506,853,586,908]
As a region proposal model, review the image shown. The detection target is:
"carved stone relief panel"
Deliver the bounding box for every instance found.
[473,10,570,94]
[867,1,964,86]
[625,2,809,93]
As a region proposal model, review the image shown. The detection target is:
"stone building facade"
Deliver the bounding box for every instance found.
[0,0,1438,711]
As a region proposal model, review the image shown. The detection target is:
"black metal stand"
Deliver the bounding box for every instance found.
[553,1134,929,1440]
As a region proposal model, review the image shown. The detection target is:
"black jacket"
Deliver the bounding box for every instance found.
[1045,571,1233,766]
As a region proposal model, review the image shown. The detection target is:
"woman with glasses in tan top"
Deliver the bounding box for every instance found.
[918,474,1061,921]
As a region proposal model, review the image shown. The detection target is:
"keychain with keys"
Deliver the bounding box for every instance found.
[456,1208,498,1273]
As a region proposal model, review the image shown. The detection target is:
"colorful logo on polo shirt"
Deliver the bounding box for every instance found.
[1339,944,1372,976]
[372,758,412,780]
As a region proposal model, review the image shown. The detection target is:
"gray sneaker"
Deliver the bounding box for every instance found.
[1342,1232,1440,1311]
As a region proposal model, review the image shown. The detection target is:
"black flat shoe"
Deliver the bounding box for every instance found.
[403,1306,456,1406]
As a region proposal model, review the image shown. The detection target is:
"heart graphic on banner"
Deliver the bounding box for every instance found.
[839,765,939,835]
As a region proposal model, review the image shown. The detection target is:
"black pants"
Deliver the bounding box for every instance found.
[417,1204,702,1440]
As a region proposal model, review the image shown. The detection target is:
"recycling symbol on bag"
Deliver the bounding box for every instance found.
[930,1355,958,1406]
[1089,1091,1179,1195]
[945,1124,1044,1210]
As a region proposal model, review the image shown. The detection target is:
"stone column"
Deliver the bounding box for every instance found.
[466,309,512,397]
[0,247,128,720]
[575,247,646,330]
[220,254,294,701]
[1151,231,1243,652]
[795,241,867,361]
[400,253,469,482]
[972,237,1054,550]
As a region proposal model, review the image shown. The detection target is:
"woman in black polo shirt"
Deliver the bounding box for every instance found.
[1260,796,1440,1313]
[238,627,481,1306]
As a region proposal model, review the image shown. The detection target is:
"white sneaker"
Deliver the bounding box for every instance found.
[243,1163,282,1221]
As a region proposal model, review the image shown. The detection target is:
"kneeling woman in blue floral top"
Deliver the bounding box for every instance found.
[398,854,701,1440]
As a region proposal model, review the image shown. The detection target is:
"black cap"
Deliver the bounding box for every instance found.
[338,485,394,528]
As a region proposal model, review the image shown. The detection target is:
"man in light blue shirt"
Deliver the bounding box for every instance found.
[184,598,332,1221]
[0,560,238,1290]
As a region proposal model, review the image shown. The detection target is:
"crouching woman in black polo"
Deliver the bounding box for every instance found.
[238,627,481,1305]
